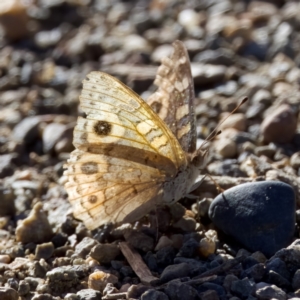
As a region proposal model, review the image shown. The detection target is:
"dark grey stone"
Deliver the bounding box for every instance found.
[255,284,286,300]
[198,289,220,300]
[241,263,265,282]
[231,278,255,299]
[164,280,199,300]
[156,246,177,267]
[74,237,99,258]
[18,280,30,296]
[90,243,120,264]
[197,283,226,298]
[110,260,124,270]
[47,266,76,281]
[178,238,199,258]
[51,232,68,248]
[242,256,259,270]
[120,265,134,277]
[209,181,295,256]
[124,230,154,252]
[76,289,102,300]
[46,265,89,293]
[206,159,246,177]
[13,116,41,144]
[31,294,55,300]
[144,251,158,272]
[7,278,18,291]
[272,240,300,274]
[141,289,169,300]
[28,261,47,278]
[160,263,190,284]
[193,48,234,66]
[266,258,291,280]
[35,242,55,260]
[292,269,300,290]
[65,294,79,300]
[173,257,207,277]
[127,284,150,299]
[267,270,291,290]
[0,154,17,179]
[24,277,41,290]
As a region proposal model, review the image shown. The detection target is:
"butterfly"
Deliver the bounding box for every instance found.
[64,40,205,230]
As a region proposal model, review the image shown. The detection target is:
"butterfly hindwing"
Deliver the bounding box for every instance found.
[147,40,196,154]
[64,150,164,229]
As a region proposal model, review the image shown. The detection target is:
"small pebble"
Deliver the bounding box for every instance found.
[215,138,237,158]
[77,289,102,300]
[255,284,286,300]
[127,284,150,299]
[164,280,199,300]
[18,280,30,296]
[0,0,29,40]
[160,263,190,284]
[42,123,68,154]
[155,236,173,251]
[0,254,11,264]
[172,217,196,232]
[88,271,118,292]
[35,242,54,260]
[0,287,19,300]
[0,185,15,216]
[75,237,99,258]
[231,278,255,299]
[141,289,169,300]
[16,203,53,244]
[199,237,216,258]
[90,243,120,264]
[124,230,154,252]
[261,104,297,143]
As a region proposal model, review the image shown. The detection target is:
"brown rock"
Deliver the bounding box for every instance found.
[35,242,55,260]
[220,113,247,132]
[155,236,173,251]
[261,104,297,143]
[172,217,196,232]
[0,254,10,264]
[215,138,237,158]
[0,0,29,41]
[0,185,15,215]
[88,271,118,292]
[0,287,18,300]
[199,237,216,258]
[16,202,53,244]
[90,243,120,264]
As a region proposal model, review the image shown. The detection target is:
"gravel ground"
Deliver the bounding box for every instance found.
[1,0,300,299]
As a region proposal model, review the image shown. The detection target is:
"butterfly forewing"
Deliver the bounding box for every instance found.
[147,40,196,154]
[64,66,191,229]
[77,71,187,171]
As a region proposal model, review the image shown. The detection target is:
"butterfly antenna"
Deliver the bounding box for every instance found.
[154,205,159,243]
[199,97,248,150]
[206,174,225,193]
[200,130,222,149]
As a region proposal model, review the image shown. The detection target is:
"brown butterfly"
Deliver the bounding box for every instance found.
[64,40,205,230]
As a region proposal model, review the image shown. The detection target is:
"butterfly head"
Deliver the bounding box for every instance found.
[189,147,208,169]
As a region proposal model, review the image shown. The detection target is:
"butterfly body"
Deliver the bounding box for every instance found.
[162,163,199,205]
[64,40,203,230]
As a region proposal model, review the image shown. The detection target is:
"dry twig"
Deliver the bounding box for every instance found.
[119,241,159,286]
